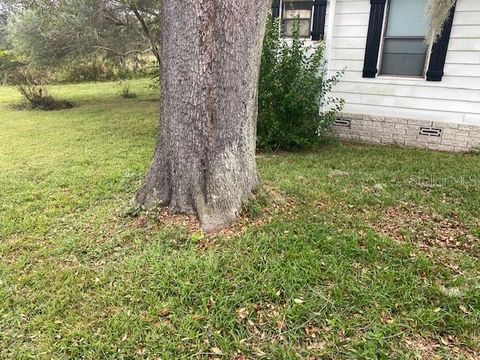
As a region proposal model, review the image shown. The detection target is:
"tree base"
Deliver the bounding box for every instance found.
[136,174,259,233]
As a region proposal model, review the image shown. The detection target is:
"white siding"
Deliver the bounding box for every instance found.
[328,0,480,125]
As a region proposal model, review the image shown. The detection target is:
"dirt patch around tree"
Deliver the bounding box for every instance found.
[129,182,297,249]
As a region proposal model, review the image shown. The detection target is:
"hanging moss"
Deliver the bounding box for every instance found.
[426,0,456,47]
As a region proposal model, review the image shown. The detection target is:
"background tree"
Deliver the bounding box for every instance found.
[2,0,161,68]
[0,0,18,49]
[136,0,271,232]
[0,7,7,48]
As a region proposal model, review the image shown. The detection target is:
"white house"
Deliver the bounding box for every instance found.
[273,0,480,152]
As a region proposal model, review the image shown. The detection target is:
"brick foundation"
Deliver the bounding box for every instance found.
[332,113,480,153]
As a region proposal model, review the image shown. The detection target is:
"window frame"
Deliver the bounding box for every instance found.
[281,0,314,39]
[377,0,432,79]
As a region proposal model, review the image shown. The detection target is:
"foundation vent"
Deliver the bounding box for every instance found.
[419,127,443,137]
[334,118,351,128]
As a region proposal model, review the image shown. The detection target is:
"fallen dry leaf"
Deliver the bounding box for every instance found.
[237,307,249,321]
[159,308,171,318]
[210,347,223,355]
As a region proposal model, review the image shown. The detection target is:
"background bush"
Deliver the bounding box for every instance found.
[54,56,155,83]
[1,52,155,85]
[9,68,74,111]
[116,80,138,99]
[257,17,344,151]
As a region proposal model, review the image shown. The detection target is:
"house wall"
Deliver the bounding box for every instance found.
[327,0,480,152]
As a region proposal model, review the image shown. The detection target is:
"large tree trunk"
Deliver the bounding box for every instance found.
[136,0,270,232]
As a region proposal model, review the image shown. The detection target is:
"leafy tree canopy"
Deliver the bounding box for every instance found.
[1,0,161,67]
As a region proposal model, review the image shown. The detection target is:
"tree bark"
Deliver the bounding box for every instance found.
[136,0,270,232]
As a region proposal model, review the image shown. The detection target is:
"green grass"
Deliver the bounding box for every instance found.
[0,80,479,359]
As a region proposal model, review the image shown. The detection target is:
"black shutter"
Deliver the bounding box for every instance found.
[426,3,456,81]
[311,0,328,41]
[362,0,387,78]
[272,0,280,19]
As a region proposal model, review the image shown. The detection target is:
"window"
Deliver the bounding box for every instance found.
[282,1,313,38]
[380,0,428,77]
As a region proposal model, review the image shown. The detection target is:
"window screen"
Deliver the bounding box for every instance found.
[282,1,312,38]
[380,0,428,76]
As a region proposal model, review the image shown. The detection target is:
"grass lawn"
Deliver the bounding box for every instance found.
[0,79,479,359]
